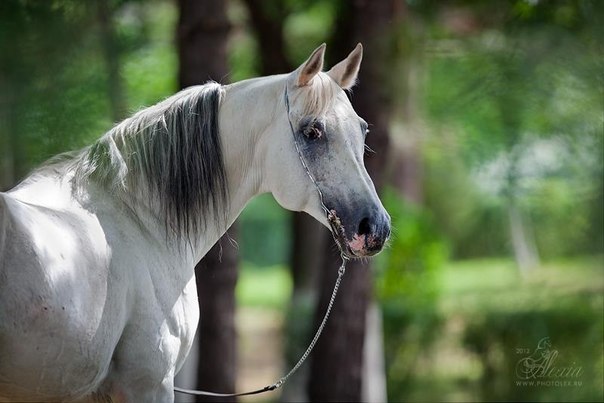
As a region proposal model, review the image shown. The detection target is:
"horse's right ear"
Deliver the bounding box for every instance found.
[295,44,326,87]
[327,43,363,90]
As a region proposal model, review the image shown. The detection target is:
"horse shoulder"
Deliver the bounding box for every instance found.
[0,190,130,400]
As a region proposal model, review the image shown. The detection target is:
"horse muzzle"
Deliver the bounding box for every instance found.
[328,206,391,258]
[346,209,391,257]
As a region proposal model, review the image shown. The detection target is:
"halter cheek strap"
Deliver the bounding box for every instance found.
[174,84,349,399]
[284,85,351,253]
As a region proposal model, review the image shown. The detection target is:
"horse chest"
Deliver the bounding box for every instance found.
[108,269,200,383]
[149,274,200,371]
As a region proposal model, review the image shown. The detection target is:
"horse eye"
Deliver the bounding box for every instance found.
[303,123,323,140]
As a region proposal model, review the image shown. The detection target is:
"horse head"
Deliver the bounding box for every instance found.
[264,44,391,258]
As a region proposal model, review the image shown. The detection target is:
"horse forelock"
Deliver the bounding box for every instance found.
[294,72,340,117]
[73,82,228,243]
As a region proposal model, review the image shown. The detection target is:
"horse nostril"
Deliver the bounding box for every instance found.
[358,217,371,236]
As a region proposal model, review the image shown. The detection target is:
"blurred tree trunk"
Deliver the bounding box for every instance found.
[97,0,126,122]
[241,0,290,75]
[0,74,16,191]
[178,0,230,88]
[505,151,540,274]
[176,1,237,402]
[308,1,398,401]
[508,202,539,274]
[0,88,25,191]
[389,12,425,205]
[0,2,25,192]
[193,239,239,398]
[289,213,325,297]
[498,62,540,274]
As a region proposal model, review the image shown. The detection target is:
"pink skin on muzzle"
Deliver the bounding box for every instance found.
[349,234,366,254]
[348,233,383,257]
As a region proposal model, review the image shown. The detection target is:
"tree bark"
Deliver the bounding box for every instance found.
[290,212,326,297]
[178,0,231,88]
[194,238,239,398]
[241,0,291,76]
[389,7,424,205]
[176,1,237,402]
[308,1,398,401]
[0,73,16,191]
[508,199,540,274]
[498,60,540,274]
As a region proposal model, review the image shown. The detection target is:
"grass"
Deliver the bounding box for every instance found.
[235,255,604,311]
[235,255,604,401]
[404,255,604,402]
[438,255,604,314]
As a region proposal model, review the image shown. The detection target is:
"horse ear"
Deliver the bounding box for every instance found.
[327,43,363,90]
[296,43,326,87]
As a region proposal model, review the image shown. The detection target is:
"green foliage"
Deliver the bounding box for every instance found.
[239,194,291,267]
[0,0,109,177]
[284,0,335,63]
[389,256,604,402]
[227,32,259,82]
[374,190,448,398]
[421,4,604,259]
[0,0,178,184]
[226,0,259,81]
[282,290,316,375]
[121,1,177,108]
[376,189,448,308]
[423,133,510,258]
[456,257,604,402]
[236,263,292,308]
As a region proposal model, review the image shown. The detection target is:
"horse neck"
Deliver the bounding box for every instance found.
[82,76,287,264]
[171,74,286,262]
[216,73,288,219]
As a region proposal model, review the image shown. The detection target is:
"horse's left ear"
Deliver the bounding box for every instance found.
[327,43,363,90]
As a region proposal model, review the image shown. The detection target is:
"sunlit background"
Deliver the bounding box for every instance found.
[0,0,602,401]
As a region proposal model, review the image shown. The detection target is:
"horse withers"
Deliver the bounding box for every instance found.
[0,44,390,402]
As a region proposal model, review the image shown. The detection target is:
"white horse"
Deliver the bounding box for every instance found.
[0,44,390,402]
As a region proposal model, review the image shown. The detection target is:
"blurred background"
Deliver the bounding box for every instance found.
[0,0,602,401]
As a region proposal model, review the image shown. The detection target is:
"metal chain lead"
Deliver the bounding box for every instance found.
[174,84,348,398]
[271,256,347,390]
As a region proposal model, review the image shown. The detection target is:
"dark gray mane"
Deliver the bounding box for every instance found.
[74,82,228,241]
